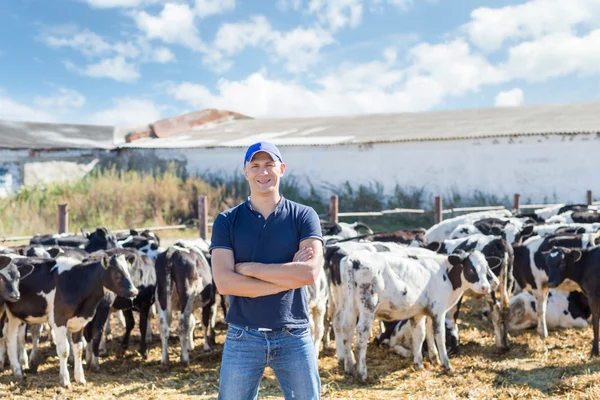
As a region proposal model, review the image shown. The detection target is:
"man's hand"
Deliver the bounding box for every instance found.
[293,246,314,262]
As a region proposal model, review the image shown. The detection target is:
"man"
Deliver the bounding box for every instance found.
[210,141,324,400]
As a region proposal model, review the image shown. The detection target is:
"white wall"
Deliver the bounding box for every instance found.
[154,133,600,204]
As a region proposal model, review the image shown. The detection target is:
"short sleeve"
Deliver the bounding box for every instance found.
[299,207,324,243]
[209,213,233,253]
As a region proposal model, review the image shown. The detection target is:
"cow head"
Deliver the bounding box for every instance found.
[25,245,51,258]
[0,256,34,303]
[85,227,120,252]
[448,250,495,294]
[101,254,139,299]
[543,246,582,288]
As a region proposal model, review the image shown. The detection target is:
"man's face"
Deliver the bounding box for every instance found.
[243,151,286,194]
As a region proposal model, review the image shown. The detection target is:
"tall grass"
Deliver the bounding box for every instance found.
[0,168,526,238]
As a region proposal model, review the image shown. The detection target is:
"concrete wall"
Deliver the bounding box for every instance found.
[123,133,600,204]
[0,149,107,197]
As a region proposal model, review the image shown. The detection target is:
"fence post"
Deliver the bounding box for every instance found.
[58,203,68,234]
[434,196,443,224]
[329,195,339,224]
[587,190,593,206]
[513,193,521,214]
[198,195,208,240]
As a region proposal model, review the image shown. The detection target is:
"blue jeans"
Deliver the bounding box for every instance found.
[218,324,321,400]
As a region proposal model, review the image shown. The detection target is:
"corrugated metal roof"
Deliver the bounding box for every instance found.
[116,101,600,149]
[0,120,115,150]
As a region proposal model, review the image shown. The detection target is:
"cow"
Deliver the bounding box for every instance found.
[427,234,511,349]
[321,221,374,239]
[4,254,138,387]
[328,229,427,247]
[155,242,216,366]
[424,209,513,243]
[450,218,535,245]
[482,290,591,331]
[332,248,496,381]
[533,204,597,222]
[81,248,156,370]
[374,317,460,358]
[116,229,162,259]
[532,223,600,237]
[0,257,34,370]
[512,232,599,340]
[30,233,88,248]
[544,246,600,356]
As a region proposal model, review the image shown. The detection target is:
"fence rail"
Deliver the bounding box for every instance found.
[1,190,597,244]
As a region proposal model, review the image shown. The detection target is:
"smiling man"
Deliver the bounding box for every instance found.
[210,141,324,400]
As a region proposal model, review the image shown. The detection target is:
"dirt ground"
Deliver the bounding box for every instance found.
[2,294,600,400]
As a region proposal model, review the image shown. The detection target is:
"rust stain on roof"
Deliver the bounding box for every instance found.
[151,109,251,139]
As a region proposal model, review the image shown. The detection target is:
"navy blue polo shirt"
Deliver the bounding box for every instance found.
[209,196,323,329]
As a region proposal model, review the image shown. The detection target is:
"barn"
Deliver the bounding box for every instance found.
[2,101,600,202]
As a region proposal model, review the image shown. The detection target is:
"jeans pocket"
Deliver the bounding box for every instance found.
[284,327,311,338]
[226,326,245,340]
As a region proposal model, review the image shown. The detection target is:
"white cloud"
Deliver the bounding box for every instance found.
[33,88,86,112]
[67,56,141,82]
[270,27,335,73]
[43,29,113,57]
[465,0,600,52]
[503,30,600,82]
[194,0,236,18]
[212,15,272,55]
[89,97,166,126]
[0,95,56,122]
[494,88,524,107]
[133,3,205,51]
[151,46,176,63]
[308,0,363,32]
[277,0,303,11]
[205,16,334,73]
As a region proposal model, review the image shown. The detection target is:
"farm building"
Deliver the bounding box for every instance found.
[2,101,600,202]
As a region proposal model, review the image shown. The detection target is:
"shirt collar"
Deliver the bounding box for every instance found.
[245,195,286,216]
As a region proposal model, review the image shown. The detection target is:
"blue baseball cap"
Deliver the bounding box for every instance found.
[244,141,283,164]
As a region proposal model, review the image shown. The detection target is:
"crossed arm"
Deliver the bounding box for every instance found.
[211,238,324,298]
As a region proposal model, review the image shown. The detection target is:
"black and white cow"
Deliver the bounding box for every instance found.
[544,246,600,356]
[424,209,513,243]
[450,218,535,245]
[329,229,427,247]
[4,254,138,387]
[0,257,34,370]
[155,242,216,366]
[374,317,460,358]
[116,229,162,259]
[321,221,374,240]
[427,234,511,349]
[82,248,156,369]
[332,249,496,381]
[483,290,591,331]
[30,233,89,248]
[512,232,599,340]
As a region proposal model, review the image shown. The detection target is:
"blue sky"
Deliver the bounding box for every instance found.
[1,0,599,126]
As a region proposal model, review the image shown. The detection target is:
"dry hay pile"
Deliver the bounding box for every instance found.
[2,294,600,400]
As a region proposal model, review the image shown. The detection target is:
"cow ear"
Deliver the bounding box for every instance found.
[17,264,35,280]
[48,248,62,258]
[101,254,111,269]
[486,256,502,270]
[569,249,583,263]
[447,254,463,266]
[521,225,535,237]
[130,229,139,236]
[17,248,26,256]
[0,255,12,270]
[81,228,90,238]
[426,242,442,252]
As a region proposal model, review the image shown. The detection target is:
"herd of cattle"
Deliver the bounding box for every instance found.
[1,203,600,387]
